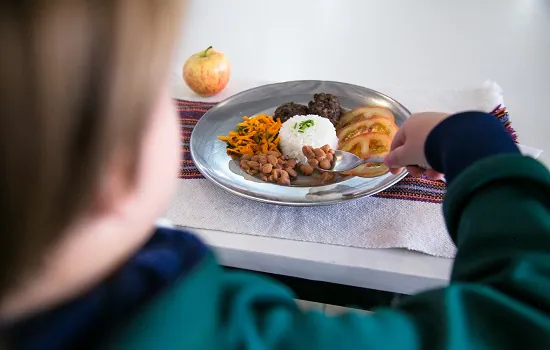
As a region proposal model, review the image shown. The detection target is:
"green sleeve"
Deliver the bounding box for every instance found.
[219,271,420,349]
[108,155,550,349]
[444,154,550,284]
[218,155,550,349]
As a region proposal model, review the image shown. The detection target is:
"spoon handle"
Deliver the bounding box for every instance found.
[359,157,386,164]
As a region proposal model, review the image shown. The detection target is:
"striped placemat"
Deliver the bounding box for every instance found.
[177,99,516,204]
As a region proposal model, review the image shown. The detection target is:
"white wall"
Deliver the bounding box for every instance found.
[173,0,550,162]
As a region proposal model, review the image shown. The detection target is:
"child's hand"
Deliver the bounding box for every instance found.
[384,112,449,180]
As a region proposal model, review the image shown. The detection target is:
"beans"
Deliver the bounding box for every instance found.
[319,171,334,182]
[300,145,337,176]
[313,148,326,158]
[286,167,298,177]
[238,152,304,186]
[267,155,278,166]
[247,161,260,170]
[286,159,297,168]
[319,159,332,170]
[302,145,315,159]
[277,177,291,186]
[240,159,251,170]
[308,158,319,168]
[300,164,314,176]
[272,169,288,180]
[238,144,339,184]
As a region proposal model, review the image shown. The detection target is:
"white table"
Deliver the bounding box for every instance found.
[169,0,550,295]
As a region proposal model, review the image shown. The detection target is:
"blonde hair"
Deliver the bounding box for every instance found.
[0,0,183,298]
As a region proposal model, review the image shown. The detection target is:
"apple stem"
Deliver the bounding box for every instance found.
[202,46,213,57]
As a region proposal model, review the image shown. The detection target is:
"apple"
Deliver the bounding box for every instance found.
[183,46,230,97]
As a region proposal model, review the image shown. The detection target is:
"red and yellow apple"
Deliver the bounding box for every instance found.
[183,46,230,97]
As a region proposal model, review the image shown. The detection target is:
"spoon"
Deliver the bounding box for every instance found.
[320,150,386,173]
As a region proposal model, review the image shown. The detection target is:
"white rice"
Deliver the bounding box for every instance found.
[279,115,338,164]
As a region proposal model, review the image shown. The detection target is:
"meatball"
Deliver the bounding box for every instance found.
[307,93,341,125]
[273,102,309,123]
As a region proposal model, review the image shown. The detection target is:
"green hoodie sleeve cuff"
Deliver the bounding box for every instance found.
[444,154,550,244]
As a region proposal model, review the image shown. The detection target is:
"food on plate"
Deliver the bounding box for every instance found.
[338,106,395,129]
[238,151,298,186]
[339,132,392,158]
[273,93,342,126]
[343,163,389,178]
[307,93,341,126]
[274,102,310,123]
[337,117,398,144]
[333,105,397,178]
[338,132,392,178]
[302,145,335,170]
[236,144,338,185]
[301,145,336,182]
[217,114,282,156]
[218,95,399,184]
[279,115,339,164]
[183,46,230,97]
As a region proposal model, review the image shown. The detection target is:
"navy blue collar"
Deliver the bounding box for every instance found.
[3,227,207,350]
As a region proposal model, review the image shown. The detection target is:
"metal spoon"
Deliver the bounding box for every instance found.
[319,150,386,173]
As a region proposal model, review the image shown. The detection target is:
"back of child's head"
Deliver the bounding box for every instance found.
[0,0,183,307]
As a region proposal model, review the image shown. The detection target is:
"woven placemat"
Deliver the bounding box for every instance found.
[176,99,516,204]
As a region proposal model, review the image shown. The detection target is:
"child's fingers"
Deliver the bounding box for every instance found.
[426,169,445,181]
[384,146,409,169]
[389,127,406,151]
[406,166,425,177]
[389,167,405,175]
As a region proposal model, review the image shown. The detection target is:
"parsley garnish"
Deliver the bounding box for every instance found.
[297,119,314,133]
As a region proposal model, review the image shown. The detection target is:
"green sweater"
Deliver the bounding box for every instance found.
[103,154,550,349]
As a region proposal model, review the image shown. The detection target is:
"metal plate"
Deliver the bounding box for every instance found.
[190,80,410,206]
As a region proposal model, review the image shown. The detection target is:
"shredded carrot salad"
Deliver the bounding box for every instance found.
[218,115,282,156]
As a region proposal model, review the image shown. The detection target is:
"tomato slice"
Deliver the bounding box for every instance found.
[339,132,392,158]
[337,117,398,144]
[346,163,390,178]
[338,106,395,129]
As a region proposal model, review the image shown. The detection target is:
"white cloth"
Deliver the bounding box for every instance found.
[165,79,543,258]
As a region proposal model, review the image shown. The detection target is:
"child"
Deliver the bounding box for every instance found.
[1,1,550,349]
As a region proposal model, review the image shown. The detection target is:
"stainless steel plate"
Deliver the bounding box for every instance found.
[190,80,410,206]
